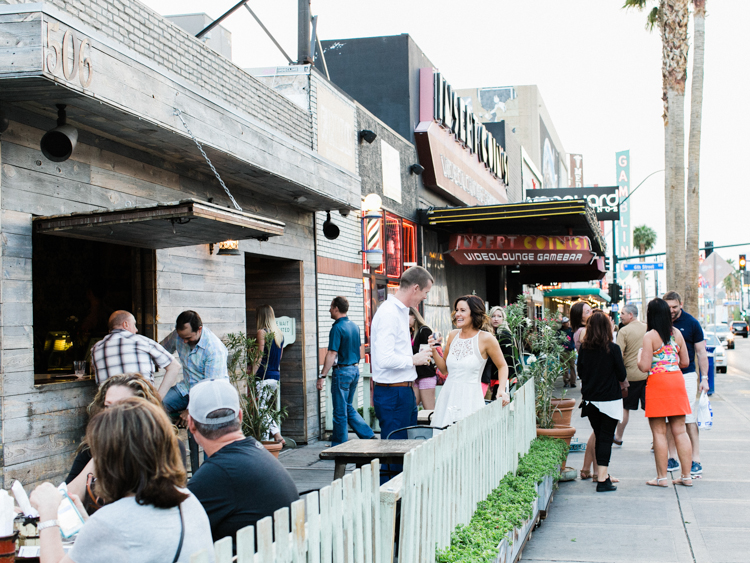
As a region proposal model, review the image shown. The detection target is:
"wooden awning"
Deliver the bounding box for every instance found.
[33,199,285,249]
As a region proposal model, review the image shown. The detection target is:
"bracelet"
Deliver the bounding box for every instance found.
[37,519,60,531]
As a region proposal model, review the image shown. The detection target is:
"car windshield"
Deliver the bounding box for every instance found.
[706,325,729,334]
[732,322,746,327]
[704,333,720,346]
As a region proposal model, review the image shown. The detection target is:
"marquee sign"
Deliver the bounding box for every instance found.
[415,68,508,207]
[446,234,597,266]
[524,186,620,221]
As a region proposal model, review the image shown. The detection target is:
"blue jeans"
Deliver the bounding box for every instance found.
[331,366,374,446]
[163,386,189,414]
[373,384,417,482]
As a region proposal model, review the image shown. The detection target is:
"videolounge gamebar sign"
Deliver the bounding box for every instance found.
[446,234,597,266]
[524,186,620,221]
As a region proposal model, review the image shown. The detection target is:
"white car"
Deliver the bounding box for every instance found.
[706,324,735,349]
[705,333,727,373]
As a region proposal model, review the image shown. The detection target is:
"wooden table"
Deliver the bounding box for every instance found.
[320,440,425,480]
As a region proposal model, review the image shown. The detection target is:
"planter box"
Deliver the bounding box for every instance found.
[493,469,557,563]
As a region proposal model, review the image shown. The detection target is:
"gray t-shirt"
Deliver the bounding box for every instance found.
[69,490,215,563]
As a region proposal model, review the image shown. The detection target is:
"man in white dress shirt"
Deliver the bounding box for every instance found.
[371,266,434,456]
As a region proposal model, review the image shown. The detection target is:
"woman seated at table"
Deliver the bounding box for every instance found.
[30,398,215,563]
[65,373,186,505]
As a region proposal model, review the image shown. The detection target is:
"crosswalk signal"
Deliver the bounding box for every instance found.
[604,256,611,271]
[610,282,621,304]
[740,254,747,271]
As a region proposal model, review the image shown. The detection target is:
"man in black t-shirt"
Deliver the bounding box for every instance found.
[664,291,709,478]
[186,380,299,546]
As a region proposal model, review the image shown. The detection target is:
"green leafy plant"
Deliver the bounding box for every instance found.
[436,437,568,563]
[224,331,288,441]
[504,296,568,428]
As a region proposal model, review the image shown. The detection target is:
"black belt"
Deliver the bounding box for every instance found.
[334,363,357,368]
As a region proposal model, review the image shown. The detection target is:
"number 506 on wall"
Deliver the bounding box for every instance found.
[46,21,93,88]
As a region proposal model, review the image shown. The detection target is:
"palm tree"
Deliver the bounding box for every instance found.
[683,0,707,317]
[724,259,741,319]
[624,0,690,304]
[633,225,657,320]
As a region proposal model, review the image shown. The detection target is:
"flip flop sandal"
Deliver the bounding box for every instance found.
[673,476,693,487]
[580,470,593,480]
[647,477,670,487]
[613,439,623,446]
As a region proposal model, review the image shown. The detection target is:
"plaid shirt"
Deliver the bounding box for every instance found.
[92,329,174,385]
[161,326,228,396]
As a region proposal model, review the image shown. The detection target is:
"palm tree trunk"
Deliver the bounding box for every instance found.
[684,0,706,316]
[661,0,689,296]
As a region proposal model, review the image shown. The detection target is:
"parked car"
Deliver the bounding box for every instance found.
[706,324,735,349]
[705,333,727,373]
[731,320,749,338]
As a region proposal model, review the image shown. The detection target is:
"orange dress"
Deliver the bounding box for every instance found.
[644,336,691,418]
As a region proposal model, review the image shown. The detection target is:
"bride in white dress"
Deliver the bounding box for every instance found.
[430,295,510,428]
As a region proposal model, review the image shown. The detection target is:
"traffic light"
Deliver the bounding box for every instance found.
[740,254,747,271]
[705,241,713,258]
[604,256,611,271]
[610,282,621,304]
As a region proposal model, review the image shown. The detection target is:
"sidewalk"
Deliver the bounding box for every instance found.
[278,438,341,495]
[522,371,750,563]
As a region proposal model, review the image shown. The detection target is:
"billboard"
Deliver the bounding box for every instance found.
[524,186,619,221]
[540,117,561,188]
[569,154,584,187]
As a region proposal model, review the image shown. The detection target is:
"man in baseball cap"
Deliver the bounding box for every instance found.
[186,380,299,546]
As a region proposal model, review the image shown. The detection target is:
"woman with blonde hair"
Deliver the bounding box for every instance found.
[409,307,437,409]
[31,398,215,563]
[254,304,285,445]
[65,373,187,508]
[485,306,515,399]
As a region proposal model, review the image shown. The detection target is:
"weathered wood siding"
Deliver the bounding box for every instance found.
[0,117,321,487]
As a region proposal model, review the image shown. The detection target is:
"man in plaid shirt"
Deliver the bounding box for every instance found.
[92,311,181,395]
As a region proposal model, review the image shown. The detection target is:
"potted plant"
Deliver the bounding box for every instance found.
[225,332,288,458]
[505,296,576,447]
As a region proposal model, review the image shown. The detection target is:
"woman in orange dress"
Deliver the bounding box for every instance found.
[637,298,692,487]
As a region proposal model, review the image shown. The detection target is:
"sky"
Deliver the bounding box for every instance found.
[141,0,749,297]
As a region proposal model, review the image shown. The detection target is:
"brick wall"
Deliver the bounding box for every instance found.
[0,0,312,146]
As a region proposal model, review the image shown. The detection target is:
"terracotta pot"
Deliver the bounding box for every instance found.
[551,398,576,428]
[537,426,576,467]
[261,440,283,459]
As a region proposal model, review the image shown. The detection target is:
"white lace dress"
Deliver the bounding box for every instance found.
[431,332,487,428]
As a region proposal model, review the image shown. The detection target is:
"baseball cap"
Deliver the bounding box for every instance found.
[188,379,240,424]
[561,317,570,323]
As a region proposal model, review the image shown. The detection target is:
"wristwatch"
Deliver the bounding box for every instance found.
[318,373,327,379]
[37,519,60,531]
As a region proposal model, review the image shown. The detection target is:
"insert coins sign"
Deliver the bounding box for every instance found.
[446,234,596,266]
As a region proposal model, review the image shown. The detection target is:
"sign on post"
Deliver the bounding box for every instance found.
[275,316,296,348]
[622,263,664,271]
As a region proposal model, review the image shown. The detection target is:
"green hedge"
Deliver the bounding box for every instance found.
[436,437,569,563]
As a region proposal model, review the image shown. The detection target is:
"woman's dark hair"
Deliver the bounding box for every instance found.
[647,298,673,346]
[581,310,612,351]
[452,295,489,331]
[569,301,587,332]
[88,398,188,509]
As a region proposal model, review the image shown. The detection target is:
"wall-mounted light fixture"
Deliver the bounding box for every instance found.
[409,163,424,175]
[322,211,340,240]
[361,193,383,268]
[40,104,78,162]
[209,240,241,256]
[359,129,377,144]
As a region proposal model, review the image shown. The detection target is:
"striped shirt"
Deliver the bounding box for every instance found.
[92,329,174,385]
[161,326,228,396]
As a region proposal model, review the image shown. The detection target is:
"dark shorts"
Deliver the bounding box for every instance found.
[623,379,647,411]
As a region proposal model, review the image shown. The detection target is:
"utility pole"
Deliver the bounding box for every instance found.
[297,0,313,64]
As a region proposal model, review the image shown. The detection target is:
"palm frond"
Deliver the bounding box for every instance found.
[646,6,660,31]
[623,0,650,9]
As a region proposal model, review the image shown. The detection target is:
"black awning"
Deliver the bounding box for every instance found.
[33,199,285,249]
[421,200,606,255]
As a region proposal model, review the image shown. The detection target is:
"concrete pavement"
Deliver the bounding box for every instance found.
[522,336,750,563]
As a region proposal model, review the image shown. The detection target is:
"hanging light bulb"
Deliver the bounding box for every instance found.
[216,240,240,256]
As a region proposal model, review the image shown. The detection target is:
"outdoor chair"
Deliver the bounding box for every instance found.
[385,424,448,440]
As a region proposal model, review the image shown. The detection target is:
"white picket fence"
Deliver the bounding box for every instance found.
[190,378,536,563]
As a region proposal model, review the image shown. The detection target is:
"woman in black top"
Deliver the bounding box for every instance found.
[410,308,437,409]
[577,310,627,492]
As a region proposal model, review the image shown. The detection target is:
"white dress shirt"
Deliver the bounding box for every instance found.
[370,294,417,383]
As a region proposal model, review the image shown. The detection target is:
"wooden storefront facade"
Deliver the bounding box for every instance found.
[0,2,361,488]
